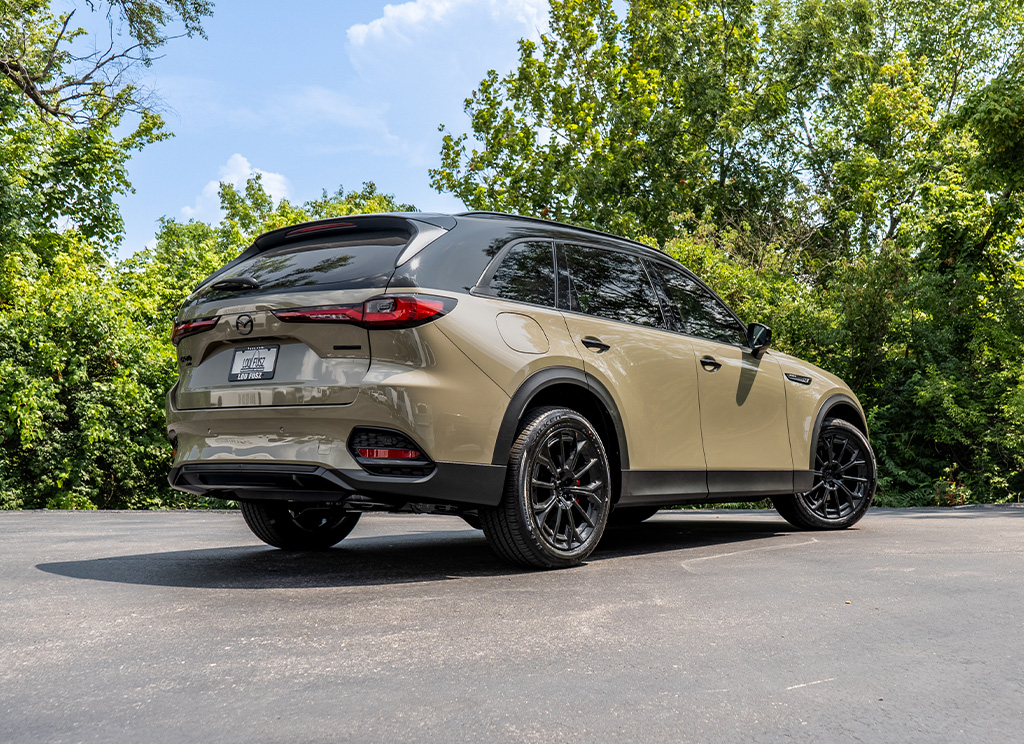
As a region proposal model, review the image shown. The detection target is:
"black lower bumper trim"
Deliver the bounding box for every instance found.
[169,461,506,507]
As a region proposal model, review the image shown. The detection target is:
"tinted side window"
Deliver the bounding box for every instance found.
[653,263,747,346]
[562,244,663,328]
[488,241,555,306]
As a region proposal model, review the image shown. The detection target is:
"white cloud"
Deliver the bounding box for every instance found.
[348,0,457,46]
[181,154,292,223]
[347,0,547,49]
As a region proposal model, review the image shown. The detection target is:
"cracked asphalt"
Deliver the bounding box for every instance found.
[1,506,1022,743]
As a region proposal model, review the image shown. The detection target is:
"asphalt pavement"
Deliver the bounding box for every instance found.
[1,506,1022,743]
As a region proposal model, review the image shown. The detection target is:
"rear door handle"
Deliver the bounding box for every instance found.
[581,336,610,353]
[700,356,722,372]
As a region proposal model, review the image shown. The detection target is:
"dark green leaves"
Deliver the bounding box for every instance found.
[436,0,1024,503]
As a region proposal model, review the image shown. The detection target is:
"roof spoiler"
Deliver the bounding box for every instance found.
[252,213,455,254]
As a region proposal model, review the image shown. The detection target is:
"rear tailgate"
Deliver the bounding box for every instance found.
[173,290,377,409]
[171,217,442,410]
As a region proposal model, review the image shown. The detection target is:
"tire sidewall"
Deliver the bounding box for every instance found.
[241,501,360,550]
[794,418,877,529]
[512,408,612,564]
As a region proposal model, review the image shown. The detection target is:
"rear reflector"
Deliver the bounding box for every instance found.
[348,426,435,477]
[273,294,455,330]
[356,448,422,460]
[172,316,220,345]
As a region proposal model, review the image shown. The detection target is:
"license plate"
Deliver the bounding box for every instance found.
[229,345,279,382]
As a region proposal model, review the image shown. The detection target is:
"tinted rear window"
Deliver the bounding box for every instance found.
[198,230,408,299]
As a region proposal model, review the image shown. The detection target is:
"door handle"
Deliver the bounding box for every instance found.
[581,336,611,353]
[700,356,722,372]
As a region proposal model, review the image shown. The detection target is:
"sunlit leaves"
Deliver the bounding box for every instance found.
[435,0,1024,503]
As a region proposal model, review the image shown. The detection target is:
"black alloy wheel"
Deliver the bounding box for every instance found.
[530,425,607,551]
[772,418,876,530]
[481,406,611,568]
[241,501,361,550]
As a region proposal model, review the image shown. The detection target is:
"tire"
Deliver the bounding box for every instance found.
[240,501,361,550]
[480,406,612,569]
[772,418,877,530]
[608,506,660,526]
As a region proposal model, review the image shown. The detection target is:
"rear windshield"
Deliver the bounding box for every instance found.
[195,229,409,300]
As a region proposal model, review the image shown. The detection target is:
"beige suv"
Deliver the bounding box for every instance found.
[167,212,876,568]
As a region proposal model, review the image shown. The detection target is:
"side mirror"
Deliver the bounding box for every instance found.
[747,322,772,359]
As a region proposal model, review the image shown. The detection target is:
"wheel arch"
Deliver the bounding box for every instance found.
[809,393,868,469]
[492,367,628,498]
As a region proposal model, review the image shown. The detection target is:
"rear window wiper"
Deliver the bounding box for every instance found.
[211,277,261,291]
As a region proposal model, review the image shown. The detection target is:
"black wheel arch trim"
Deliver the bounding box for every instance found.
[809,393,868,470]
[491,366,629,470]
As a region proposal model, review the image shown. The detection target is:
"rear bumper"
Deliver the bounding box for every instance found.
[168,460,506,508]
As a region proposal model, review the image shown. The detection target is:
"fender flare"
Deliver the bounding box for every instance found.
[809,393,868,469]
[491,366,629,470]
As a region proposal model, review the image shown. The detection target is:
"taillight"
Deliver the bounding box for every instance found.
[272,305,363,323]
[172,316,219,345]
[362,296,448,328]
[285,222,355,238]
[272,294,455,329]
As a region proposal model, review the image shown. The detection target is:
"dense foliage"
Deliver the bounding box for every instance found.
[0,0,195,508]
[0,179,415,509]
[3,0,1023,508]
[0,0,413,510]
[433,0,1024,505]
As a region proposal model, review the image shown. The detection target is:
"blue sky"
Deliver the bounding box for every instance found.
[110,0,550,257]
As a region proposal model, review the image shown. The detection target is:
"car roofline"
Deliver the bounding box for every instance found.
[455,211,660,254]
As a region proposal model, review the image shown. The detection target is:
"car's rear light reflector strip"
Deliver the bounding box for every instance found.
[356,448,422,460]
[348,427,435,478]
[172,316,220,345]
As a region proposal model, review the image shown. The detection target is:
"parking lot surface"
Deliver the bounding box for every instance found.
[1,506,1021,743]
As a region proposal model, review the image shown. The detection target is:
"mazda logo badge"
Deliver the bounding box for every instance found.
[236,315,254,335]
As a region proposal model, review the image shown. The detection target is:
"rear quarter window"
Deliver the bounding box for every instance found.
[488,241,556,306]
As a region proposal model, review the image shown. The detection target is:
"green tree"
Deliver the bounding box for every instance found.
[0,0,214,508]
[435,0,1024,504]
[1,0,212,124]
[2,178,414,509]
[0,1,215,259]
[0,240,178,509]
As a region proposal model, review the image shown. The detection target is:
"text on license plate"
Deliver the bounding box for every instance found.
[229,345,279,382]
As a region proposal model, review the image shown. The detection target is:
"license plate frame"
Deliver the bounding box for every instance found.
[228,345,279,382]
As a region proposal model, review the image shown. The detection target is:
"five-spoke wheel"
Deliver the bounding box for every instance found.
[481,406,611,568]
[772,418,876,530]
